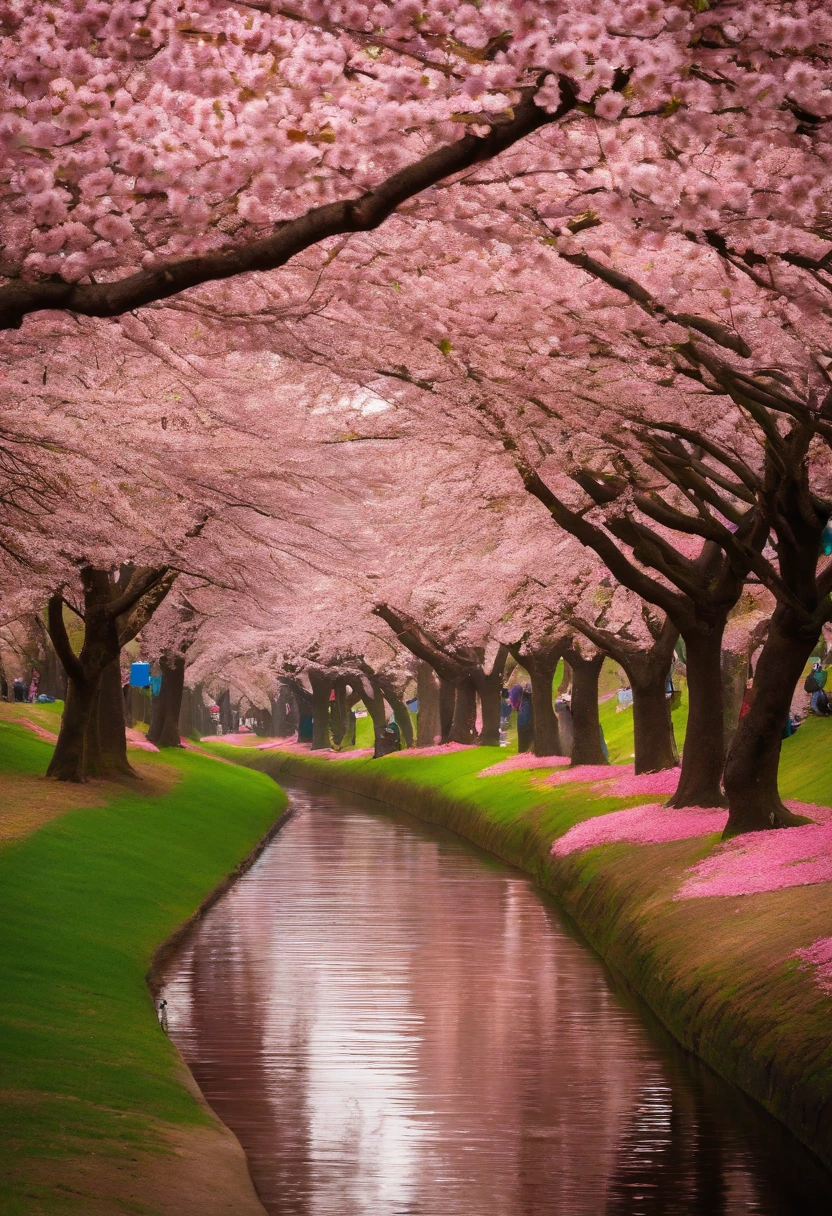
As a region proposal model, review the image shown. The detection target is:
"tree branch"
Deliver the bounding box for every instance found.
[47,593,84,685]
[0,85,575,330]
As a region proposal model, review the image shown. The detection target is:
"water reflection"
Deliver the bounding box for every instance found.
[162,783,832,1215]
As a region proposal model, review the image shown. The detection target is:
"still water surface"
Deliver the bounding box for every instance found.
[161,781,832,1215]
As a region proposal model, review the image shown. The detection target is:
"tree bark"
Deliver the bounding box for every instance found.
[450,676,477,744]
[308,671,333,751]
[416,662,441,746]
[157,655,185,747]
[526,654,562,757]
[330,678,349,747]
[630,672,678,775]
[389,695,414,748]
[83,681,103,778]
[721,647,750,755]
[568,652,607,767]
[439,679,456,744]
[723,609,818,836]
[668,627,727,808]
[47,679,98,782]
[473,644,509,747]
[98,658,136,777]
[274,682,299,737]
[362,679,390,754]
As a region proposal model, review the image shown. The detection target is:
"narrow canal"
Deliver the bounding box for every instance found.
[161,781,832,1215]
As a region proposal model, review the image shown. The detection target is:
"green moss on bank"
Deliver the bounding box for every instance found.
[0,723,286,1214]
[209,734,832,1169]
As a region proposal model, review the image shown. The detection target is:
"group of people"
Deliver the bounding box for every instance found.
[500,683,585,757]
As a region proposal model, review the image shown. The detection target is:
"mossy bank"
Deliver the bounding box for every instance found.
[212,733,832,1173]
[0,713,288,1216]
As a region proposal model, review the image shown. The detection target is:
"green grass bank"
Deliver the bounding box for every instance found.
[0,717,287,1216]
[209,713,832,1172]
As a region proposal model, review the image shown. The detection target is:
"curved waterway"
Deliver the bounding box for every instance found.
[161,780,832,1215]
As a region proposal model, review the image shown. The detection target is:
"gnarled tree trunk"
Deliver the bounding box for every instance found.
[723,608,818,836]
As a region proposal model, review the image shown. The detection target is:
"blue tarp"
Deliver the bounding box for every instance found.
[129,662,150,688]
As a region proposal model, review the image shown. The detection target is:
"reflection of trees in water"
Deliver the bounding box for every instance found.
[170,890,315,1215]
[603,1022,832,1216]
[163,787,832,1216]
[244,794,648,1214]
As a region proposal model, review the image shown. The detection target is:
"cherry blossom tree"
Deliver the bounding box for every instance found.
[3,1,827,331]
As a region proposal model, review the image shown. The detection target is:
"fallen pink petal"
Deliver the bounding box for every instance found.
[677,813,832,900]
[477,754,570,777]
[552,803,728,857]
[794,937,832,994]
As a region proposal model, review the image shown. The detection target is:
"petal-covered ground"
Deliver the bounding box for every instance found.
[477,753,570,777]
[541,763,682,797]
[794,937,832,993]
[543,764,623,787]
[552,803,728,857]
[677,809,832,900]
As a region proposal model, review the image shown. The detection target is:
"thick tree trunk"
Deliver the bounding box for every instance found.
[478,677,502,747]
[416,662,441,746]
[474,644,509,747]
[526,655,562,757]
[309,672,333,751]
[157,655,185,748]
[569,653,607,766]
[98,659,136,777]
[630,672,678,775]
[47,679,97,782]
[723,610,817,836]
[83,682,103,777]
[669,627,727,808]
[439,679,456,744]
[721,647,750,754]
[178,685,194,739]
[450,676,477,744]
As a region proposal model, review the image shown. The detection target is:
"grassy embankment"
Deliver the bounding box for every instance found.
[0,704,287,1216]
[209,691,832,1169]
